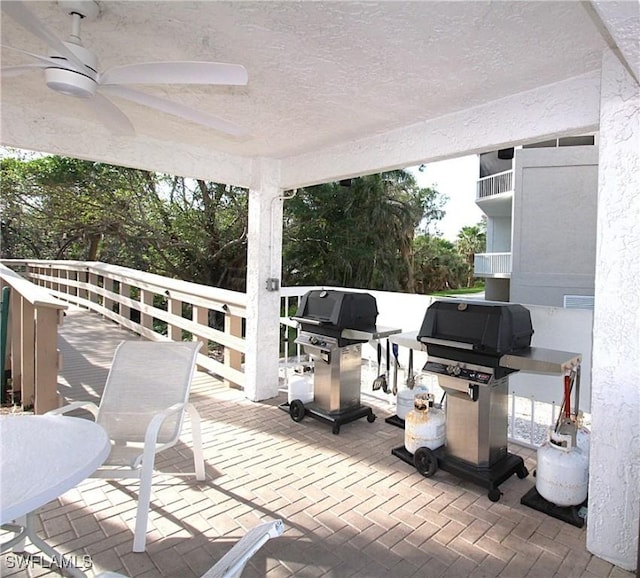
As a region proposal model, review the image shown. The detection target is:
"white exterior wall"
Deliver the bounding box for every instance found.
[587,50,640,571]
[486,216,512,253]
[508,306,593,412]
[510,146,599,307]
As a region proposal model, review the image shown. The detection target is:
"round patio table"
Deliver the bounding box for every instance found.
[0,414,110,577]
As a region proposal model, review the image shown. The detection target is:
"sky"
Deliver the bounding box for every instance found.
[407,155,484,241]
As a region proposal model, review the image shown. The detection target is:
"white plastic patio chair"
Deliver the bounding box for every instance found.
[47,340,205,553]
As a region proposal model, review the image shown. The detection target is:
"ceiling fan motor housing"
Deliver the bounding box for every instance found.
[46,41,98,98]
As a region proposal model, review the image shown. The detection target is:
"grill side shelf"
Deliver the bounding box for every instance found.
[499,347,581,374]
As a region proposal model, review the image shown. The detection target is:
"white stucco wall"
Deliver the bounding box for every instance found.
[587,50,640,571]
[487,216,513,253]
[282,71,601,189]
[510,146,599,307]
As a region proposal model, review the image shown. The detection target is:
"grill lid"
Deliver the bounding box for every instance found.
[418,300,533,357]
[293,290,378,345]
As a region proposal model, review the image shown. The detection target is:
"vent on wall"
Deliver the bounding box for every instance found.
[563,295,595,310]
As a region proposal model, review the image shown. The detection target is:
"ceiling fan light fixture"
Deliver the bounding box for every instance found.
[46,67,97,97]
[45,40,98,97]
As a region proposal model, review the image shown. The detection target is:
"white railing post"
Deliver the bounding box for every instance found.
[169,296,182,341]
[140,289,154,330]
[224,313,243,389]
[19,297,35,409]
[34,307,60,414]
[192,305,209,354]
[119,281,131,320]
[103,276,114,314]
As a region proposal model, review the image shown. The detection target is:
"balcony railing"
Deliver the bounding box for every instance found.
[474,252,512,277]
[476,169,514,200]
[1,260,247,403]
[0,263,68,413]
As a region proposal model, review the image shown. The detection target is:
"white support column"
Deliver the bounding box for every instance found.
[587,50,640,572]
[244,158,283,401]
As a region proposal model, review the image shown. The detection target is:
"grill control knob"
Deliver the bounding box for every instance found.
[446,364,461,376]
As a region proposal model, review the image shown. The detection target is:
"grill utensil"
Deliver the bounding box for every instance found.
[372,341,387,391]
[406,349,415,389]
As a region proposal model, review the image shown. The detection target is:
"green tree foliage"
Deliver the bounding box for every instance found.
[1,155,160,263]
[0,155,248,290]
[2,152,477,295]
[282,171,446,291]
[413,235,467,293]
[455,221,487,287]
[158,178,248,290]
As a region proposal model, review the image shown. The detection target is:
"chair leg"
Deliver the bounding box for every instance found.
[132,459,155,553]
[187,403,205,481]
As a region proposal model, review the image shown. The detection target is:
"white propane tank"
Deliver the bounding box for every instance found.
[404,394,446,454]
[536,427,589,507]
[396,385,429,420]
[288,376,314,404]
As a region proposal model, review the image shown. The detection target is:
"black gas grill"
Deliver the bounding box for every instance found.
[393,300,534,501]
[293,290,378,346]
[285,290,381,434]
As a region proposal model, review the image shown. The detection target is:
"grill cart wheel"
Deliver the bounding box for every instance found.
[289,399,306,422]
[367,412,376,423]
[488,487,502,502]
[414,447,438,478]
[332,424,340,435]
[517,465,529,479]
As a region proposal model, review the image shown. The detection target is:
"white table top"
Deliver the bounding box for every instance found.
[0,415,110,524]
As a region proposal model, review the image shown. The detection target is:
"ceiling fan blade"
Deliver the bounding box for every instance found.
[100,61,248,87]
[1,44,63,67]
[101,85,248,137]
[1,63,48,78]
[1,1,85,69]
[84,93,135,137]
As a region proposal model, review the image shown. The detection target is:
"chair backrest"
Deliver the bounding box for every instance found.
[96,341,202,445]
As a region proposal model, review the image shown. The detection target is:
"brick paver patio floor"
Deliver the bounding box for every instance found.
[0,309,634,578]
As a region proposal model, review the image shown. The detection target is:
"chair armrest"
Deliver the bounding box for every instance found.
[144,402,186,443]
[46,401,99,419]
[201,519,284,578]
[130,402,188,470]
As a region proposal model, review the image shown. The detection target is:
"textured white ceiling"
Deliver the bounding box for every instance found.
[0,1,612,180]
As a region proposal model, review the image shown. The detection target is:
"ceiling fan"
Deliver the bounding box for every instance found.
[1,0,249,137]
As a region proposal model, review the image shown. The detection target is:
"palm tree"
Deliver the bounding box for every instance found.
[456,221,487,287]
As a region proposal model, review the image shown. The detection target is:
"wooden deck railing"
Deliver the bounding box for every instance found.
[1,260,248,394]
[0,262,68,413]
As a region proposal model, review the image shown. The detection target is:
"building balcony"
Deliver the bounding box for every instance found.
[474,252,512,278]
[476,169,514,200]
